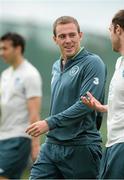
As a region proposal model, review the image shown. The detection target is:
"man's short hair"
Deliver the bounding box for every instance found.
[53,16,80,37]
[112,9,124,30]
[0,32,25,54]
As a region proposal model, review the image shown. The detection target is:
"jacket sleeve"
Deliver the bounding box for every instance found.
[46,56,107,130]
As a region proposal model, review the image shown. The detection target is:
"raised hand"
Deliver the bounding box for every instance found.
[81,92,107,112]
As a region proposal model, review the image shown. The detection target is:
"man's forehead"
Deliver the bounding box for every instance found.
[0,40,13,47]
[56,23,78,33]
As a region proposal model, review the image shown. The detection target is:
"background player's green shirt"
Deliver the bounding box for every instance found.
[46,48,107,145]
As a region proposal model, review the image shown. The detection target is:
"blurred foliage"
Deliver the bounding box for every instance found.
[0,21,119,179]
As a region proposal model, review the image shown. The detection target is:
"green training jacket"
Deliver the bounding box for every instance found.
[46,48,107,145]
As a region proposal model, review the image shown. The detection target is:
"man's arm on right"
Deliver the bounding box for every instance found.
[81,91,108,113]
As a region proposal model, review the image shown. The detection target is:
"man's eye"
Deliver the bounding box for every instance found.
[69,33,76,37]
[59,35,66,39]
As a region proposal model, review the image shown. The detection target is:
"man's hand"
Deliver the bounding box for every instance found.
[81,91,107,112]
[26,120,49,137]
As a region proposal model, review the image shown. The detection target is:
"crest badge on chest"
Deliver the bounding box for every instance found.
[69,65,79,76]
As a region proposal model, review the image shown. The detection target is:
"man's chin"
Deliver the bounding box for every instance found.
[66,52,75,59]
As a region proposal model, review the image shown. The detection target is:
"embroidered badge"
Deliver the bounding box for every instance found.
[69,66,79,76]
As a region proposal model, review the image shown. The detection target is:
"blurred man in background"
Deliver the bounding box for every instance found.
[0,32,42,179]
[81,9,124,179]
[26,16,106,179]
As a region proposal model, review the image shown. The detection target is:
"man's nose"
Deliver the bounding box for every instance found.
[65,36,71,43]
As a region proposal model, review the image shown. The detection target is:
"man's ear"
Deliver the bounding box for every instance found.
[79,32,83,40]
[15,46,22,54]
[116,24,122,35]
[53,36,57,44]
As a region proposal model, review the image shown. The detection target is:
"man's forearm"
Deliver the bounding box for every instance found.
[100,105,108,112]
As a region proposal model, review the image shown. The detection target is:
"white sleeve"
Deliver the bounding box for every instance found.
[115,56,123,70]
[24,72,42,99]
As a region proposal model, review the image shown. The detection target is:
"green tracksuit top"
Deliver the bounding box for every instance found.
[46,48,106,145]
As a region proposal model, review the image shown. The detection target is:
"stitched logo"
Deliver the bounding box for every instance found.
[69,66,79,76]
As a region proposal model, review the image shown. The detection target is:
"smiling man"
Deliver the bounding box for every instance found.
[26,16,106,179]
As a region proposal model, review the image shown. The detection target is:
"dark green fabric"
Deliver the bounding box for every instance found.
[46,48,107,145]
[99,143,124,179]
[0,137,31,179]
[30,142,102,179]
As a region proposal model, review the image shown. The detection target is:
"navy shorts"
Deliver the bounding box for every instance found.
[0,137,31,179]
[30,142,102,179]
[99,142,124,179]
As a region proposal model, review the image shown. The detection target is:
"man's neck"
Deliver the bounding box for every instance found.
[12,56,24,70]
